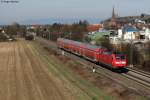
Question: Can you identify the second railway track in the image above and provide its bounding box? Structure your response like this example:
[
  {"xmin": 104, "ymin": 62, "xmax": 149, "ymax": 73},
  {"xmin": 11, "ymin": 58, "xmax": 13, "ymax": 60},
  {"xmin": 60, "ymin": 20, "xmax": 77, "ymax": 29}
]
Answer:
[{"xmin": 35, "ymin": 37, "xmax": 150, "ymax": 98}]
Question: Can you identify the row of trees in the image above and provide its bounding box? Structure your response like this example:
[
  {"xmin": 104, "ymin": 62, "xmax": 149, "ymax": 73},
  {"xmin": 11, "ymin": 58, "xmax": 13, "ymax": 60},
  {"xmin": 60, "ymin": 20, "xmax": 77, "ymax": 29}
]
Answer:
[
  {"xmin": 2, "ymin": 21, "xmax": 150, "ymax": 71},
  {"xmin": 0, "ymin": 22, "xmax": 27, "ymax": 41},
  {"xmin": 36, "ymin": 20, "xmax": 88, "ymax": 41},
  {"xmin": 1, "ymin": 20, "xmax": 88, "ymax": 41},
  {"xmin": 3, "ymin": 22, "xmax": 26, "ymax": 37}
]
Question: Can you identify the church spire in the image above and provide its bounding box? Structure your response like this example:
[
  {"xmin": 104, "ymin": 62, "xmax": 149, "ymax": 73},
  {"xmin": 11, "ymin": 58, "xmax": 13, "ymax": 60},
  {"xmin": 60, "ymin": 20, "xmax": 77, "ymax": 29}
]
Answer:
[{"xmin": 112, "ymin": 6, "xmax": 116, "ymax": 19}]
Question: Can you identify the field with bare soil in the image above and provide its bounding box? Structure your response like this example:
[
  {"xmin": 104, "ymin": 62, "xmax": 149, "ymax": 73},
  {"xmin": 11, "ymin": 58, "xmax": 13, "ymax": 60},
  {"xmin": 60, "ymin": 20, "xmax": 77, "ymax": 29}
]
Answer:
[
  {"xmin": 0, "ymin": 39, "xmax": 115, "ymax": 100},
  {"xmin": 0, "ymin": 39, "xmax": 148, "ymax": 100},
  {"xmin": 0, "ymin": 40, "xmax": 79, "ymax": 100}
]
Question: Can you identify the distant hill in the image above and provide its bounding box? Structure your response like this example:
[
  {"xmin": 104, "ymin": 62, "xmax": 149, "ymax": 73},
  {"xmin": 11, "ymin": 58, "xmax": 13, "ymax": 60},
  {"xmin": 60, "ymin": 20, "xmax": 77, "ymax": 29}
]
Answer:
[{"xmin": 21, "ymin": 18, "xmax": 102, "ymax": 25}]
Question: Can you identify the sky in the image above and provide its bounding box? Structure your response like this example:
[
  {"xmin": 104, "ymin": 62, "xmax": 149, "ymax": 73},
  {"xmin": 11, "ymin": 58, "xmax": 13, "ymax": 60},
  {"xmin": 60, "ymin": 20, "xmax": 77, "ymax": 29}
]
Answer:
[{"xmin": 0, "ymin": 0, "xmax": 150, "ymax": 25}]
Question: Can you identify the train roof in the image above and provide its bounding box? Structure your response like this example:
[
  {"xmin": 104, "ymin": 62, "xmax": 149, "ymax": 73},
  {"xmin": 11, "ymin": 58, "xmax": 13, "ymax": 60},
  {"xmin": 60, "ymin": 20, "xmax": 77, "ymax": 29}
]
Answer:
[
  {"xmin": 71, "ymin": 41, "xmax": 83, "ymax": 46},
  {"xmin": 58, "ymin": 38, "xmax": 105, "ymax": 50},
  {"xmin": 103, "ymin": 51, "xmax": 125, "ymax": 55},
  {"xmin": 84, "ymin": 44, "xmax": 102, "ymax": 50}
]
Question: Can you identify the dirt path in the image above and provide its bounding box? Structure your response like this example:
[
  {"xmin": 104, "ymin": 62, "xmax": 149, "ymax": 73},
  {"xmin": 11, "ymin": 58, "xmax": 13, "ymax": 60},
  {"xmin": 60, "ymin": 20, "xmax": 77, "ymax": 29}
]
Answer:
[{"xmin": 0, "ymin": 40, "xmax": 75, "ymax": 100}]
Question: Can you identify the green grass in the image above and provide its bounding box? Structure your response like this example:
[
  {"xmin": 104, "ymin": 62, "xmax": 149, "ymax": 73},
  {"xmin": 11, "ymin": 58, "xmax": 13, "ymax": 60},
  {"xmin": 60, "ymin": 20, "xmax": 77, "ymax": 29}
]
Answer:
[
  {"xmin": 28, "ymin": 41, "xmax": 149, "ymax": 100},
  {"xmin": 88, "ymin": 32, "xmax": 110, "ymax": 41},
  {"xmin": 29, "ymin": 41, "xmax": 116, "ymax": 100}
]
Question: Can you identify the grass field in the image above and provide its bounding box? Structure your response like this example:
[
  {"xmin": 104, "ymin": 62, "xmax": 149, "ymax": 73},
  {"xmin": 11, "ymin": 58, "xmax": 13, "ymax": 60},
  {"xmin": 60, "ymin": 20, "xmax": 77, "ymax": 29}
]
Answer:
[
  {"xmin": 31, "ymin": 38, "xmax": 148, "ymax": 100},
  {"xmin": 30, "ymin": 40, "xmax": 116, "ymax": 100},
  {"xmin": 0, "ymin": 38, "xmax": 147, "ymax": 100}
]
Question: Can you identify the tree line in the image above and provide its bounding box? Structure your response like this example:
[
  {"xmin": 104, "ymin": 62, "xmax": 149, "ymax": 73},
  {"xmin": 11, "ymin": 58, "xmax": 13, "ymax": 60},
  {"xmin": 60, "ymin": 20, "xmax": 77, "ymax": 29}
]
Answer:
[
  {"xmin": 36, "ymin": 20, "xmax": 88, "ymax": 41},
  {"xmin": 2, "ymin": 21, "xmax": 150, "ymax": 71}
]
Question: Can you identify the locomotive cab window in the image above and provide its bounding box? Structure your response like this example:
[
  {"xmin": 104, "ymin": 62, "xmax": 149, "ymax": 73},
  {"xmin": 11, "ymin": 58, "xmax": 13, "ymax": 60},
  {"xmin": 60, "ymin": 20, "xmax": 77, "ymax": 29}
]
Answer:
[{"xmin": 115, "ymin": 55, "xmax": 125, "ymax": 60}]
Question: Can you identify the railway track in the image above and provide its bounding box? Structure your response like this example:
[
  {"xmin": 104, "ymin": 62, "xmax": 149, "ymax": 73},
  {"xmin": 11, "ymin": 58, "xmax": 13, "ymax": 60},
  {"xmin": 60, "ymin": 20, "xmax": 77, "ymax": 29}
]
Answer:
[
  {"xmin": 122, "ymin": 73, "xmax": 150, "ymax": 88},
  {"xmin": 35, "ymin": 37, "xmax": 150, "ymax": 97},
  {"xmin": 128, "ymin": 67, "xmax": 150, "ymax": 78},
  {"xmin": 64, "ymin": 49, "xmax": 150, "ymax": 97},
  {"xmin": 122, "ymin": 67, "xmax": 150, "ymax": 91},
  {"xmin": 62, "ymin": 49, "xmax": 150, "ymax": 96}
]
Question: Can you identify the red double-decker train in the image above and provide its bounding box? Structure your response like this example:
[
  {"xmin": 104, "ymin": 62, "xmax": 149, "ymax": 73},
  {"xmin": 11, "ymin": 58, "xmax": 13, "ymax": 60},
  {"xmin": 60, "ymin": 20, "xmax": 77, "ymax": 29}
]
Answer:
[{"xmin": 57, "ymin": 38, "xmax": 126, "ymax": 69}]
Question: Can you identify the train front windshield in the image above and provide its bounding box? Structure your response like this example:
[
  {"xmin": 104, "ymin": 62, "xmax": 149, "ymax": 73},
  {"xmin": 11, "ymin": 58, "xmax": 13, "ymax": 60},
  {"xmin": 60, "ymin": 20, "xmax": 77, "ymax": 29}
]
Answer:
[
  {"xmin": 115, "ymin": 54, "xmax": 125, "ymax": 60},
  {"xmin": 113, "ymin": 53, "xmax": 126, "ymax": 67}
]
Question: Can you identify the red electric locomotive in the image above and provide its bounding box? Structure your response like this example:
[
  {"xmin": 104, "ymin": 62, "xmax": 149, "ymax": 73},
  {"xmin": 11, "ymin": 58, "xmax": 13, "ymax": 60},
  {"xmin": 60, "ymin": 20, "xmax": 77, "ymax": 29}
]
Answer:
[{"xmin": 57, "ymin": 38, "xmax": 126, "ymax": 69}]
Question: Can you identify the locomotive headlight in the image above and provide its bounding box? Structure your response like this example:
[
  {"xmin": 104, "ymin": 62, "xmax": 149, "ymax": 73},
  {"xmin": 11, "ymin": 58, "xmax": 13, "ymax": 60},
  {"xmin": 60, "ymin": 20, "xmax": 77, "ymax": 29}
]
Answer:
[
  {"xmin": 115, "ymin": 62, "xmax": 120, "ymax": 64},
  {"xmin": 122, "ymin": 61, "xmax": 126, "ymax": 64}
]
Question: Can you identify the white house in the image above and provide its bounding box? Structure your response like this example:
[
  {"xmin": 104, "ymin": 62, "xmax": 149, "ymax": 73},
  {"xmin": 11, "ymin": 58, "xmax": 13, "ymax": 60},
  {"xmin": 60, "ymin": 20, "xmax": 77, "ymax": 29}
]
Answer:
[
  {"xmin": 139, "ymin": 31, "xmax": 146, "ymax": 39},
  {"xmin": 118, "ymin": 29, "xmax": 123, "ymax": 39},
  {"xmin": 135, "ymin": 19, "xmax": 145, "ymax": 24},
  {"xmin": 109, "ymin": 28, "xmax": 137, "ymax": 44},
  {"xmin": 144, "ymin": 28, "xmax": 150, "ymax": 40},
  {"xmin": 138, "ymin": 28, "xmax": 150, "ymax": 40},
  {"xmin": 121, "ymin": 27, "xmax": 139, "ymax": 40}
]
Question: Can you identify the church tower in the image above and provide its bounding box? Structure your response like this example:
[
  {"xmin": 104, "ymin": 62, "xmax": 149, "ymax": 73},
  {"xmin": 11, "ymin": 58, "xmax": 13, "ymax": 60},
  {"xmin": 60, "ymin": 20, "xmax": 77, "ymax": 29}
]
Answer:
[
  {"xmin": 109, "ymin": 7, "xmax": 117, "ymax": 29},
  {"xmin": 112, "ymin": 7, "xmax": 116, "ymax": 19}
]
